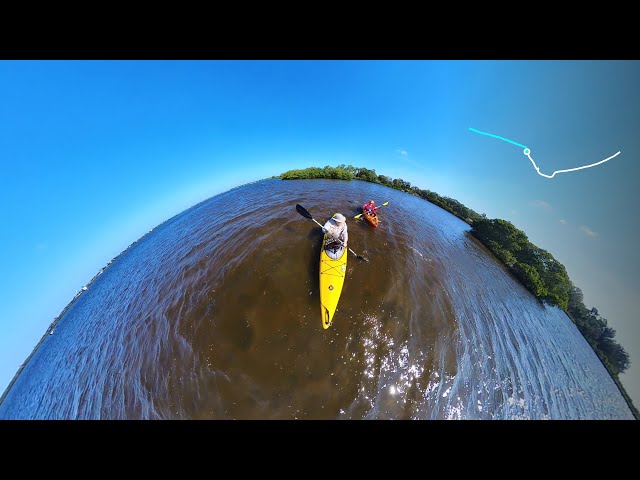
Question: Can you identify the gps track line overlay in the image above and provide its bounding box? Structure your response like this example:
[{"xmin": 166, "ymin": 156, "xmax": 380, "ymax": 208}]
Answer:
[{"xmin": 468, "ymin": 127, "xmax": 621, "ymax": 179}]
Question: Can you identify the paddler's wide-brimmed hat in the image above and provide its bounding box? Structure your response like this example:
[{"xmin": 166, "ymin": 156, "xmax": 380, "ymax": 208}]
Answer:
[{"xmin": 331, "ymin": 213, "xmax": 346, "ymax": 224}]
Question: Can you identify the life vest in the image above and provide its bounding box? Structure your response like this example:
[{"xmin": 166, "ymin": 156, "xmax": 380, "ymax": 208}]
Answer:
[{"xmin": 363, "ymin": 202, "xmax": 376, "ymax": 214}]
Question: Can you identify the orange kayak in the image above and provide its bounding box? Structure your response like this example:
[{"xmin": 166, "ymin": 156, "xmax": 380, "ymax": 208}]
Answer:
[{"xmin": 364, "ymin": 211, "xmax": 379, "ymax": 229}]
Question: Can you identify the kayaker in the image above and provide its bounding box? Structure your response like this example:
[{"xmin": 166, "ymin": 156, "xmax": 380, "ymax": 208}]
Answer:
[
  {"xmin": 322, "ymin": 213, "xmax": 348, "ymax": 248},
  {"xmin": 363, "ymin": 200, "xmax": 378, "ymax": 216}
]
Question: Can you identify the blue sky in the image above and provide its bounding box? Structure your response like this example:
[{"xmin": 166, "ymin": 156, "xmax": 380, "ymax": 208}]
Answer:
[{"xmin": 1, "ymin": 60, "xmax": 638, "ymax": 408}]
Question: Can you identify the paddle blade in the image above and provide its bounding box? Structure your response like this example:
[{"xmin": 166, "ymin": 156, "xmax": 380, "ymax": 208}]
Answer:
[
  {"xmin": 382, "ymin": 202, "xmax": 389, "ymax": 206},
  {"xmin": 295, "ymin": 204, "xmax": 313, "ymax": 219},
  {"xmin": 353, "ymin": 213, "xmax": 363, "ymax": 219},
  {"xmin": 348, "ymin": 247, "xmax": 368, "ymax": 262}
]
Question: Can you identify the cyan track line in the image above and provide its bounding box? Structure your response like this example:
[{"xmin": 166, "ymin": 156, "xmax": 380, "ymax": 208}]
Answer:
[{"xmin": 468, "ymin": 127, "xmax": 528, "ymax": 149}]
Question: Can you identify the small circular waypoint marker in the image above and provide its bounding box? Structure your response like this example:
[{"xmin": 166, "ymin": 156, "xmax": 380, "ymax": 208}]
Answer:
[{"xmin": 523, "ymin": 148, "xmax": 530, "ymax": 155}]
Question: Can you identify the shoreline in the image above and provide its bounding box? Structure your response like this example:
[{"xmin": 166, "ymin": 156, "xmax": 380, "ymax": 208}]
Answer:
[
  {"xmin": 283, "ymin": 172, "xmax": 640, "ymax": 419},
  {"xmin": 3, "ymin": 175, "xmax": 636, "ymax": 419},
  {"xmin": 465, "ymin": 231, "xmax": 639, "ymax": 420},
  {"xmin": 401, "ymin": 186, "xmax": 638, "ymax": 419}
]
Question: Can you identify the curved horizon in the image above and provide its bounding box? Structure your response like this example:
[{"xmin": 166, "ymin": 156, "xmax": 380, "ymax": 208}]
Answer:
[{"xmin": 1, "ymin": 60, "xmax": 639, "ymax": 413}]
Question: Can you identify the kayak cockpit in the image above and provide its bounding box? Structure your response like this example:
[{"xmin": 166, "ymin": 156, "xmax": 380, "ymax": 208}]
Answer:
[{"xmin": 324, "ymin": 239, "xmax": 345, "ymax": 260}]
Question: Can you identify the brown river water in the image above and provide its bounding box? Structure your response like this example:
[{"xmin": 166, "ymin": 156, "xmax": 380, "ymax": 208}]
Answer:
[{"xmin": 0, "ymin": 179, "xmax": 633, "ymax": 419}]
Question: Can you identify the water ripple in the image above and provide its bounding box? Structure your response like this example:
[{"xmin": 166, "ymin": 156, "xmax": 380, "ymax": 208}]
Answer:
[{"xmin": 0, "ymin": 179, "xmax": 633, "ymax": 419}]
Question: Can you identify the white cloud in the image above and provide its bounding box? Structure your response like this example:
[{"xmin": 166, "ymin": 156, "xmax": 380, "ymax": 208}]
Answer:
[
  {"xmin": 580, "ymin": 225, "xmax": 598, "ymax": 237},
  {"xmin": 530, "ymin": 200, "xmax": 551, "ymax": 209},
  {"xmin": 397, "ymin": 149, "xmax": 408, "ymax": 157},
  {"xmin": 559, "ymin": 219, "xmax": 567, "ymax": 224}
]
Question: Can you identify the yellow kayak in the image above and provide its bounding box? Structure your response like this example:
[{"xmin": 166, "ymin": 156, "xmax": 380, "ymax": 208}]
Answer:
[{"xmin": 319, "ymin": 233, "xmax": 348, "ymax": 329}]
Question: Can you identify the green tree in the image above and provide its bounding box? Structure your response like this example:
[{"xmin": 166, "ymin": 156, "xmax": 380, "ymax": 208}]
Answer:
[
  {"xmin": 378, "ymin": 174, "xmax": 391, "ymax": 185},
  {"xmin": 487, "ymin": 241, "xmax": 516, "ymax": 267},
  {"xmin": 355, "ymin": 167, "xmax": 378, "ymax": 183},
  {"xmin": 512, "ymin": 262, "xmax": 548, "ymax": 298},
  {"xmin": 280, "ymin": 166, "xmax": 353, "ymax": 180},
  {"xmin": 472, "ymin": 219, "xmax": 529, "ymax": 254}
]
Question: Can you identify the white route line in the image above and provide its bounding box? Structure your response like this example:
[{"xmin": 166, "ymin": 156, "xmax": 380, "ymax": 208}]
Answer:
[{"xmin": 525, "ymin": 150, "xmax": 621, "ymax": 179}]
